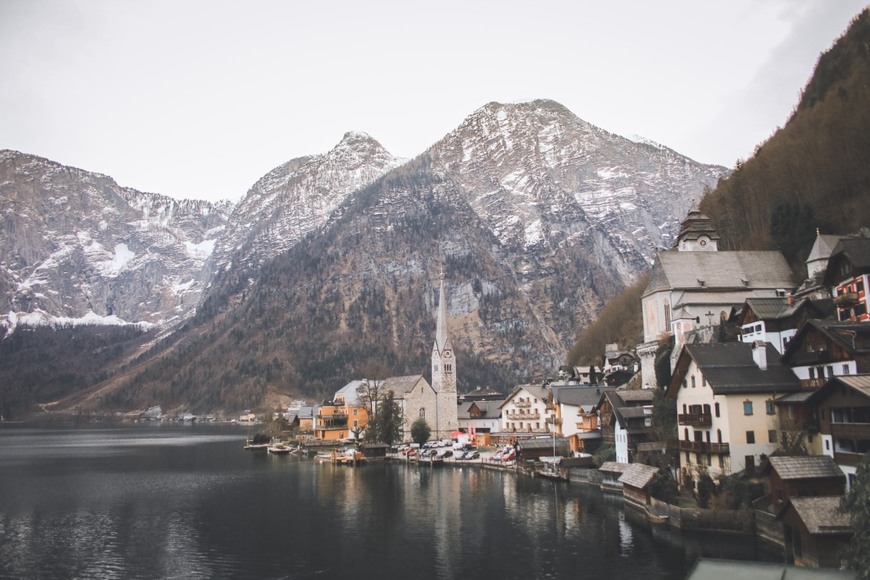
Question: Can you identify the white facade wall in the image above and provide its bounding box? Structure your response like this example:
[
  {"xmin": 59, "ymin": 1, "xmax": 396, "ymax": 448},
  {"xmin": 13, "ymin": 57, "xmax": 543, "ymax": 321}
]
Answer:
[
  {"xmin": 502, "ymin": 389, "xmax": 550, "ymax": 434},
  {"xmin": 676, "ymin": 360, "xmax": 782, "ymax": 479},
  {"xmin": 615, "ymin": 421, "xmax": 629, "ymax": 464}
]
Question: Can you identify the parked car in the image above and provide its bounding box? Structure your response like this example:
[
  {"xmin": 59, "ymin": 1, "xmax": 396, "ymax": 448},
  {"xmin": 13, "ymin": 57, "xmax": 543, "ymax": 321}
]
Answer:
[
  {"xmin": 501, "ymin": 450, "xmax": 516, "ymax": 462},
  {"xmin": 466, "ymin": 451, "xmax": 480, "ymax": 460}
]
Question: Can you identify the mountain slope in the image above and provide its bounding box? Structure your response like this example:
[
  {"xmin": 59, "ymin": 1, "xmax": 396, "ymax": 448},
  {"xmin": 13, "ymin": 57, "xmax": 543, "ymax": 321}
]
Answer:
[
  {"xmin": 0, "ymin": 150, "xmax": 232, "ymax": 333},
  {"xmin": 73, "ymin": 100, "xmax": 725, "ymax": 414}
]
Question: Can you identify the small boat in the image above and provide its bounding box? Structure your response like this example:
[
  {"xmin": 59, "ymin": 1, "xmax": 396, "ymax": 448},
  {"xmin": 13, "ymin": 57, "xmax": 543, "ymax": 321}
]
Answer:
[{"xmin": 268, "ymin": 444, "xmax": 292, "ymax": 455}]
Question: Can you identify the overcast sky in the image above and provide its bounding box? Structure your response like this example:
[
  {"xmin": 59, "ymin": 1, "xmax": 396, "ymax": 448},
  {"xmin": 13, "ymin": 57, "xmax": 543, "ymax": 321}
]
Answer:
[{"xmin": 1, "ymin": 1, "xmax": 866, "ymax": 203}]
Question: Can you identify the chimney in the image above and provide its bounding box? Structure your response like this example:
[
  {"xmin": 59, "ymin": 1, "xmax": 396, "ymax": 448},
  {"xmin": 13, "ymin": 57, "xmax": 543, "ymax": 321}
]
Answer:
[{"xmin": 752, "ymin": 340, "xmax": 768, "ymax": 370}]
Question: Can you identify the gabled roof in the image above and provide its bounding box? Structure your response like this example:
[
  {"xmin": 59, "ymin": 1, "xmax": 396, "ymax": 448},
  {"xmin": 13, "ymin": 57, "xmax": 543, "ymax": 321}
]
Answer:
[
  {"xmin": 783, "ymin": 497, "xmax": 851, "ymax": 535},
  {"xmin": 768, "ymin": 456, "xmax": 844, "ymax": 481},
  {"xmin": 499, "ymin": 384, "xmax": 549, "ymax": 409},
  {"xmin": 598, "ymin": 461, "xmax": 630, "ymax": 474},
  {"xmin": 552, "ymin": 385, "xmax": 612, "ymax": 408},
  {"xmin": 805, "ymin": 374, "xmax": 870, "ymax": 406},
  {"xmin": 824, "ymin": 237, "xmax": 870, "ymax": 285},
  {"xmin": 670, "ymin": 342, "xmax": 800, "ymax": 396},
  {"xmin": 643, "ymin": 250, "xmax": 794, "ymax": 297},
  {"xmin": 618, "ymin": 463, "xmax": 659, "ymax": 489},
  {"xmin": 743, "ymin": 297, "xmax": 807, "ymax": 322},
  {"xmin": 458, "ymin": 400, "xmax": 503, "ymax": 420},
  {"xmin": 686, "ymin": 558, "xmax": 856, "ymax": 580},
  {"xmin": 601, "ymin": 389, "xmax": 656, "ymax": 431},
  {"xmin": 382, "ymin": 375, "xmax": 430, "ymax": 399},
  {"xmin": 781, "ymin": 320, "xmax": 870, "ymax": 365},
  {"xmin": 335, "ymin": 379, "xmax": 366, "ymax": 405}
]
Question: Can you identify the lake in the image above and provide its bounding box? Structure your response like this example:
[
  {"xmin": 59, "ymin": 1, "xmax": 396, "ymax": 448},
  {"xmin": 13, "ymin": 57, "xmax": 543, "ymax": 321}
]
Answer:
[{"xmin": 0, "ymin": 424, "xmax": 778, "ymax": 579}]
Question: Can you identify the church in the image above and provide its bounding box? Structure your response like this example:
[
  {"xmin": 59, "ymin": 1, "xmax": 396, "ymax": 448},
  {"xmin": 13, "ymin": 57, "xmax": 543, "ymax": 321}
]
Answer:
[
  {"xmin": 636, "ymin": 206, "xmax": 795, "ymax": 388},
  {"xmin": 361, "ymin": 271, "xmax": 459, "ymax": 441}
]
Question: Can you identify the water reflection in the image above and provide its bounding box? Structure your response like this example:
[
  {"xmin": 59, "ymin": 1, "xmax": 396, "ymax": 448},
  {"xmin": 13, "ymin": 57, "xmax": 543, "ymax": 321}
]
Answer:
[{"xmin": 0, "ymin": 426, "xmax": 777, "ymax": 579}]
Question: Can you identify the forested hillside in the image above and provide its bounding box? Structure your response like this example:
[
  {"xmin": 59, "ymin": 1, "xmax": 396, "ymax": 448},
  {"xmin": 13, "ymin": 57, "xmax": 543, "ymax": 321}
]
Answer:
[
  {"xmin": 570, "ymin": 8, "xmax": 870, "ymax": 364},
  {"xmin": 700, "ymin": 9, "xmax": 870, "ymax": 270}
]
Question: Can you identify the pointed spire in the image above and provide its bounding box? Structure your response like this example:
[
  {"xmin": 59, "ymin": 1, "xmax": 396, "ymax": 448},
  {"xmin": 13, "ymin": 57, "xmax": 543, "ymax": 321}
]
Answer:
[{"xmin": 435, "ymin": 268, "xmax": 448, "ymax": 352}]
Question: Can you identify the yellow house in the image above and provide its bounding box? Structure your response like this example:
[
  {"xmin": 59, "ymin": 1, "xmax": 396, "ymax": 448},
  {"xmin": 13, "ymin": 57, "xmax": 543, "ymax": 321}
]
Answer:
[{"xmin": 667, "ymin": 341, "xmax": 801, "ymax": 487}]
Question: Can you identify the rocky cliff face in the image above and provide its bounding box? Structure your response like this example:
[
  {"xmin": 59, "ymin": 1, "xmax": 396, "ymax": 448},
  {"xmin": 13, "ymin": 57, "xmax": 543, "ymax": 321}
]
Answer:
[
  {"xmin": 206, "ymin": 131, "xmax": 403, "ymax": 289},
  {"xmin": 0, "ymin": 99, "xmax": 728, "ymax": 413},
  {"xmin": 0, "ymin": 150, "xmax": 232, "ymax": 332}
]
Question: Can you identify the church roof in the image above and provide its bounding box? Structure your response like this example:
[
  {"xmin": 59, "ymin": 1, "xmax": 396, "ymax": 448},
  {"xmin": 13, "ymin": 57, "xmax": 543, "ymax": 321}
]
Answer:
[
  {"xmin": 382, "ymin": 375, "xmax": 430, "ymax": 398},
  {"xmin": 643, "ymin": 250, "xmax": 794, "ymax": 297},
  {"xmin": 806, "ymin": 233, "xmax": 847, "ymax": 264},
  {"xmin": 676, "ymin": 207, "xmax": 720, "ymax": 243}
]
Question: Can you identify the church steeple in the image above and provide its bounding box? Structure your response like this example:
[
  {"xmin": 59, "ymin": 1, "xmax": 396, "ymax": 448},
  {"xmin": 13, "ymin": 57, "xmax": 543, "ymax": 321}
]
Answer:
[
  {"xmin": 431, "ymin": 268, "xmax": 456, "ymax": 396},
  {"xmin": 434, "ymin": 267, "xmax": 451, "ymax": 354},
  {"xmin": 431, "ymin": 265, "xmax": 458, "ymax": 438}
]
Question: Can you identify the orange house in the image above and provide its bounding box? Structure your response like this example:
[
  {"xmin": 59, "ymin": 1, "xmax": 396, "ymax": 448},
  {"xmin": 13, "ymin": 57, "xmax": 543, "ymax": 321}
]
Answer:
[{"xmin": 314, "ymin": 400, "xmax": 369, "ymax": 442}]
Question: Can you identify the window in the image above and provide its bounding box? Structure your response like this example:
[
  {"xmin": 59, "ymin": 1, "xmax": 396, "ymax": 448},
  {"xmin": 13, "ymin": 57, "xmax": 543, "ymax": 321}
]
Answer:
[
  {"xmin": 768, "ymin": 430, "xmax": 777, "ymax": 443},
  {"xmin": 743, "ymin": 401, "xmax": 753, "ymax": 415},
  {"xmin": 691, "ymin": 376, "xmax": 696, "ymax": 388},
  {"xmin": 682, "ymin": 380, "xmax": 687, "ymax": 389},
  {"xmin": 765, "ymin": 400, "xmax": 775, "ymax": 415},
  {"xmin": 706, "ymin": 454, "xmax": 712, "ymax": 466},
  {"xmin": 746, "ymin": 431, "xmax": 755, "ymax": 444},
  {"xmin": 843, "ymin": 364, "xmax": 851, "ymax": 375},
  {"xmin": 718, "ymin": 455, "xmax": 724, "ymax": 468},
  {"xmin": 445, "ymin": 364, "xmax": 452, "ymax": 373},
  {"xmin": 714, "ymin": 402, "xmax": 720, "ymax": 418},
  {"xmin": 419, "ymin": 408, "xmax": 425, "ymax": 419}
]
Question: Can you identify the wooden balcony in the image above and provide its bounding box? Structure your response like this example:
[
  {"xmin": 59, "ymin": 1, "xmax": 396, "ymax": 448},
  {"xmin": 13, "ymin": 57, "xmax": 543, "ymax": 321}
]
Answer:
[
  {"xmin": 678, "ymin": 413, "xmax": 712, "ymax": 427},
  {"xmin": 514, "ymin": 400, "xmax": 531, "ymax": 408},
  {"xmin": 546, "ymin": 416, "xmax": 562, "ymax": 425},
  {"xmin": 800, "ymin": 377, "xmax": 827, "ymax": 388},
  {"xmin": 834, "ymin": 451, "xmax": 864, "ymax": 467},
  {"xmin": 829, "ymin": 422, "xmax": 870, "ymax": 440},
  {"xmin": 676, "ymin": 440, "xmax": 730, "ymax": 454}
]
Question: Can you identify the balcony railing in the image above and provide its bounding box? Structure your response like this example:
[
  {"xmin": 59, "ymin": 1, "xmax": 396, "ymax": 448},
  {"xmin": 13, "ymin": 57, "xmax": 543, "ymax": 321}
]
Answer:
[
  {"xmin": 505, "ymin": 411, "xmax": 540, "ymax": 421},
  {"xmin": 800, "ymin": 378, "xmax": 827, "ymax": 388},
  {"xmin": 545, "ymin": 417, "xmax": 562, "ymax": 425},
  {"xmin": 514, "ymin": 400, "xmax": 531, "ymax": 408},
  {"xmin": 829, "ymin": 422, "xmax": 870, "ymax": 439},
  {"xmin": 678, "ymin": 413, "xmax": 712, "ymax": 427},
  {"xmin": 834, "ymin": 292, "xmax": 859, "ymax": 307},
  {"xmin": 676, "ymin": 440, "xmax": 730, "ymax": 454}
]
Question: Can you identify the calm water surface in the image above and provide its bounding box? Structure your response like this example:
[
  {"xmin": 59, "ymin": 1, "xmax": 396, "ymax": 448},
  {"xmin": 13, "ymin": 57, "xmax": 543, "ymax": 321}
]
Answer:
[{"xmin": 0, "ymin": 424, "xmax": 776, "ymax": 579}]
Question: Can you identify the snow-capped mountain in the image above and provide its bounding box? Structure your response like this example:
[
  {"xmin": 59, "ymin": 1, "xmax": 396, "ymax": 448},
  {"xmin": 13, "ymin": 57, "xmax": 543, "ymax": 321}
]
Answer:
[
  {"xmin": 0, "ymin": 150, "xmax": 232, "ymax": 332},
  {"xmin": 0, "ymin": 99, "xmax": 728, "ymax": 413},
  {"xmin": 207, "ymin": 131, "xmax": 403, "ymax": 283}
]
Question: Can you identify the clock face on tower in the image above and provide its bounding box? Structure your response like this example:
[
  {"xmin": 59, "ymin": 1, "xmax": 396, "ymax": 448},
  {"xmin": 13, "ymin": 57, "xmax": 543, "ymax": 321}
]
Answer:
[{"xmin": 443, "ymin": 350, "xmax": 452, "ymax": 358}]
